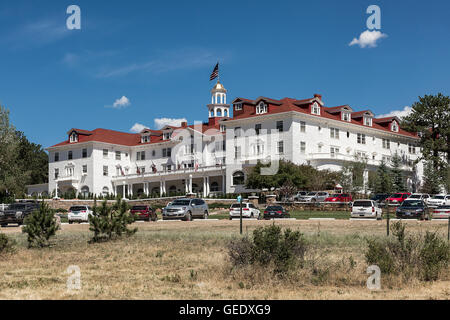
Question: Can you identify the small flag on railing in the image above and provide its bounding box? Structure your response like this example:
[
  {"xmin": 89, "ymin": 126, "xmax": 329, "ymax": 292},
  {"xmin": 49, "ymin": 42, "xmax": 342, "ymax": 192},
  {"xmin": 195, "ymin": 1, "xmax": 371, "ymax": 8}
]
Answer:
[{"xmin": 210, "ymin": 63, "xmax": 219, "ymax": 81}]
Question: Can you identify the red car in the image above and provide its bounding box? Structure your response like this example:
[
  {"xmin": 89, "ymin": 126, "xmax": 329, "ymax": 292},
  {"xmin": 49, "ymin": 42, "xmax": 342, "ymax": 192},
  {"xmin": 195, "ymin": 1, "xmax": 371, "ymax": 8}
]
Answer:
[
  {"xmin": 325, "ymin": 193, "xmax": 353, "ymax": 202},
  {"xmin": 130, "ymin": 205, "xmax": 157, "ymax": 222},
  {"xmin": 385, "ymin": 192, "xmax": 411, "ymax": 204}
]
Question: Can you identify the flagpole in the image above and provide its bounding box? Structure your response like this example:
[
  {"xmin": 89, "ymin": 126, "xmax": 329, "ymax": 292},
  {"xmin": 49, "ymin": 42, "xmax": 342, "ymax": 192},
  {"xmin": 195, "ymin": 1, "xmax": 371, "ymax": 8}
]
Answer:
[{"xmin": 217, "ymin": 60, "xmax": 220, "ymax": 82}]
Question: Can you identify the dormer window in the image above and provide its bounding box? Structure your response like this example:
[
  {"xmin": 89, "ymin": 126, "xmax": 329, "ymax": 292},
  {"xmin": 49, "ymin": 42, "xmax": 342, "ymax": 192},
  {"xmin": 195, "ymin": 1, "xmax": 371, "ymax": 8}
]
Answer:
[
  {"xmin": 391, "ymin": 121, "xmax": 399, "ymax": 132},
  {"xmin": 256, "ymin": 102, "xmax": 267, "ymax": 114},
  {"xmin": 163, "ymin": 132, "xmax": 172, "ymax": 140},
  {"xmin": 342, "ymin": 111, "xmax": 351, "ymax": 122},
  {"xmin": 141, "ymin": 135, "xmax": 150, "ymax": 143},
  {"xmin": 364, "ymin": 116, "xmax": 373, "ymax": 126},
  {"xmin": 69, "ymin": 132, "xmax": 78, "ymax": 143},
  {"xmin": 311, "ymin": 102, "xmax": 320, "ymax": 115},
  {"xmin": 234, "ymin": 103, "xmax": 242, "ymax": 111}
]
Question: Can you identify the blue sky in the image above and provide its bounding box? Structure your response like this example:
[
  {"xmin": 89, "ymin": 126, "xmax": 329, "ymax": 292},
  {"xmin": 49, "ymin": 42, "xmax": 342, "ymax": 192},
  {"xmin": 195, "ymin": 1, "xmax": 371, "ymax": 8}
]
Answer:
[{"xmin": 0, "ymin": 0, "xmax": 449, "ymax": 149}]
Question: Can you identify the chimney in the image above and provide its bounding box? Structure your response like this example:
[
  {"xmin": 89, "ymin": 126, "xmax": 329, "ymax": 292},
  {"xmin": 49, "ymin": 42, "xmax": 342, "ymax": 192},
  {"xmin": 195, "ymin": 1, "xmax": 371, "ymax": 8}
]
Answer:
[
  {"xmin": 314, "ymin": 94, "xmax": 322, "ymax": 101},
  {"xmin": 181, "ymin": 121, "xmax": 188, "ymax": 128}
]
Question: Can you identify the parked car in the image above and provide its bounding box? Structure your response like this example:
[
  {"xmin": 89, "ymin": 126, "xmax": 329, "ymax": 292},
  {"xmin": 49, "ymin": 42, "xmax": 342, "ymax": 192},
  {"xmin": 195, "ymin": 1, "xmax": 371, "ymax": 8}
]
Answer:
[
  {"xmin": 130, "ymin": 205, "xmax": 157, "ymax": 222},
  {"xmin": 229, "ymin": 203, "xmax": 260, "ymax": 220},
  {"xmin": 293, "ymin": 191, "xmax": 308, "ymax": 201},
  {"xmin": 297, "ymin": 192, "xmax": 329, "ymax": 202},
  {"xmin": 68, "ymin": 205, "xmax": 93, "ymax": 224},
  {"xmin": 386, "ymin": 192, "xmax": 411, "ymax": 204},
  {"xmin": 325, "ymin": 193, "xmax": 352, "ymax": 202},
  {"xmin": 351, "ymin": 200, "xmax": 383, "ymax": 220},
  {"xmin": 431, "ymin": 205, "xmax": 450, "ymax": 219},
  {"xmin": 427, "ymin": 194, "xmax": 450, "ymax": 207},
  {"xmin": 162, "ymin": 198, "xmax": 209, "ymax": 221},
  {"xmin": 263, "ymin": 205, "xmax": 290, "ymax": 219},
  {"xmin": 370, "ymin": 193, "xmax": 390, "ymax": 203},
  {"xmin": 395, "ymin": 199, "xmax": 430, "ymax": 220},
  {"xmin": 407, "ymin": 193, "xmax": 431, "ymax": 204},
  {"xmin": 0, "ymin": 202, "xmax": 40, "ymax": 226}
]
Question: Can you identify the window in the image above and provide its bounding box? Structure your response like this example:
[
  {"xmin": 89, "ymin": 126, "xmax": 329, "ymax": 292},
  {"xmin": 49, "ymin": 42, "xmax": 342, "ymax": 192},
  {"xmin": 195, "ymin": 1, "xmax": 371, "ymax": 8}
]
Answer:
[
  {"xmin": 102, "ymin": 187, "xmax": 109, "ymax": 197},
  {"xmin": 103, "ymin": 166, "xmax": 108, "ymax": 176},
  {"xmin": 234, "ymin": 103, "xmax": 242, "ymax": 111},
  {"xmin": 255, "ymin": 124, "xmax": 261, "ymax": 135},
  {"xmin": 382, "ymin": 155, "xmax": 392, "ymax": 163},
  {"xmin": 408, "ymin": 144, "xmax": 416, "ymax": 154},
  {"xmin": 115, "ymin": 151, "xmax": 121, "ymax": 160},
  {"xmin": 347, "ymin": 131, "xmax": 350, "ymax": 138},
  {"xmin": 54, "ymin": 169, "xmax": 59, "ymax": 179},
  {"xmin": 68, "ymin": 151, "xmax": 73, "ymax": 160},
  {"xmin": 151, "ymin": 150, "xmax": 156, "ymax": 157},
  {"xmin": 311, "ymin": 102, "xmax": 320, "ymax": 115},
  {"xmin": 356, "ymin": 151, "xmax": 367, "ymax": 160},
  {"xmin": 141, "ymin": 135, "xmax": 150, "ymax": 143},
  {"xmin": 234, "ymin": 146, "xmax": 241, "ymax": 159},
  {"xmin": 277, "ymin": 141, "xmax": 284, "ymax": 154},
  {"xmin": 382, "ymin": 139, "xmax": 391, "ymax": 149},
  {"xmin": 82, "ymin": 148, "xmax": 87, "ymax": 158},
  {"xmin": 162, "ymin": 148, "xmax": 171, "ymax": 157},
  {"xmin": 256, "ymin": 102, "xmax": 268, "ymax": 114},
  {"xmin": 215, "ymin": 141, "xmax": 225, "ymax": 152},
  {"xmin": 253, "ymin": 141, "xmax": 264, "ymax": 156},
  {"xmin": 391, "ymin": 121, "xmax": 399, "ymax": 132},
  {"xmin": 234, "ymin": 127, "xmax": 241, "ymax": 138},
  {"xmin": 220, "ymin": 124, "xmax": 226, "ymax": 133},
  {"xmin": 184, "ymin": 144, "xmax": 194, "ymax": 155},
  {"xmin": 300, "ymin": 141, "xmax": 306, "ymax": 154},
  {"xmin": 69, "ymin": 132, "xmax": 78, "ymax": 143},
  {"xmin": 210, "ymin": 182, "xmax": 219, "ymax": 192},
  {"xmin": 232, "ymin": 171, "xmax": 245, "ymax": 185},
  {"xmin": 54, "ymin": 152, "xmax": 59, "ymax": 162},
  {"xmin": 163, "ymin": 132, "xmax": 172, "ymax": 140},
  {"xmin": 136, "ymin": 151, "xmax": 145, "ymax": 161},
  {"xmin": 300, "ymin": 121, "xmax": 306, "ymax": 133},
  {"xmin": 330, "ymin": 147, "xmax": 339, "ymax": 157},
  {"xmin": 364, "ymin": 116, "xmax": 372, "ymax": 126},
  {"xmin": 342, "ymin": 112, "xmax": 351, "ymax": 122},
  {"xmin": 80, "ymin": 186, "xmax": 89, "ymax": 198},
  {"xmin": 276, "ymin": 121, "xmax": 284, "ymax": 132},
  {"xmin": 357, "ymin": 133, "xmax": 366, "ymax": 144},
  {"xmin": 103, "ymin": 149, "xmax": 108, "ymax": 158},
  {"xmin": 330, "ymin": 128, "xmax": 340, "ymax": 139},
  {"xmin": 82, "ymin": 165, "xmax": 87, "ymax": 174}
]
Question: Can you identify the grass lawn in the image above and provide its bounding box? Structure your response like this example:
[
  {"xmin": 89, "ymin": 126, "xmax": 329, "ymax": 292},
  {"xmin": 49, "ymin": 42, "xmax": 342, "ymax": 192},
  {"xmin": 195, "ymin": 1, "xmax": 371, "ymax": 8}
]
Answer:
[
  {"xmin": 0, "ymin": 219, "xmax": 448, "ymax": 300},
  {"xmin": 211, "ymin": 210, "xmax": 350, "ymax": 220}
]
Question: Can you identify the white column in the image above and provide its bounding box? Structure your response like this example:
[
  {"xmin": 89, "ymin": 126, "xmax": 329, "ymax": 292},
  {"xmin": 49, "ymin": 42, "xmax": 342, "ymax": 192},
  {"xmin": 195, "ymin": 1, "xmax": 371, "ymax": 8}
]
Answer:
[
  {"xmin": 123, "ymin": 181, "xmax": 126, "ymax": 198},
  {"xmin": 55, "ymin": 181, "xmax": 59, "ymax": 198},
  {"xmin": 206, "ymin": 176, "xmax": 210, "ymax": 197},
  {"xmin": 160, "ymin": 180, "xmax": 163, "ymax": 197},
  {"xmin": 163, "ymin": 180, "xmax": 166, "ymax": 195},
  {"xmin": 203, "ymin": 177, "xmax": 207, "ymax": 197}
]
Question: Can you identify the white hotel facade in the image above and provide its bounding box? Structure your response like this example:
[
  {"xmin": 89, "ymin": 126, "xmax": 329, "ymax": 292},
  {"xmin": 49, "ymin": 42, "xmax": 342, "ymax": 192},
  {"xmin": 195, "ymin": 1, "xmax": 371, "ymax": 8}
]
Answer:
[{"xmin": 45, "ymin": 81, "xmax": 423, "ymax": 198}]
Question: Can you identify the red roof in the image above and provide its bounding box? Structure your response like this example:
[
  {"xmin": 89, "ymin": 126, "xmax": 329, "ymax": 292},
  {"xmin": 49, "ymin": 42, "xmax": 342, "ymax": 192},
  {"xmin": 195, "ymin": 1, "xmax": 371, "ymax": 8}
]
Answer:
[
  {"xmin": 230, "ymin": 96, "xmax": 418, "ymax": 138},
  {"xmin": 50, "ymin": 128, "xmax": 142, "ymax": 148}
]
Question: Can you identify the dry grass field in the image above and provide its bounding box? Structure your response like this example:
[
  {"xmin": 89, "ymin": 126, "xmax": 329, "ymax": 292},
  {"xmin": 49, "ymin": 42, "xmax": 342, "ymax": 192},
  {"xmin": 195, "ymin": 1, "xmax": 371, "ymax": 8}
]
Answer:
[{"xmin": 0, "ymin": 219, "xmax": 449, "ymax": 300}]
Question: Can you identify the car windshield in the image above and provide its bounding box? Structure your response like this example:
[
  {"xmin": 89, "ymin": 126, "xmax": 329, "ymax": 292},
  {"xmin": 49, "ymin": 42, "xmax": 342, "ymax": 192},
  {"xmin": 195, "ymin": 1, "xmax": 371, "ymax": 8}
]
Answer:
[
  {"xmin": 391, "ymin": 194, "xmax": 403, "ymax": 198},
  {"xmin": 266, "ymin": 206, "xmax": 283, "ymax": 210},
  {"xmin": 331, "ymin": 194, "xmax": 341, "ymax": 197},
  {"xmin": 9, "ymin": 204, "xmax": 26, "ymax": 210},
  {"xmin": 307, "ymin": 192, "xmax": 316, "ymax": 196},
  {"xmin": 433, "ymin": 196, "xmax": 445, "ymax": 199},
  {"xmin": 171, "ymin": 200, "xmax": 191, "ymax": 206},
  {"xmin": 401, "ymin": 200, "xmax": 423, "ymax": 207},
  {"xmin": 69, "ymin": 206, "xmax": 87, "ymax": 211},
  {"xmin": 131, "ymin": 206, "xmax": 147, "ymax": 210},
  {"xmin": 231, "ymin": 204, "xmax": 244, "ymax": 208},
  {"xmin": 409, "ymin": 195, "xmax": 421, "ymax": 199},
  {"xmin": 353, "ymin": 201, "xmax": 373, "ymax": 207}
]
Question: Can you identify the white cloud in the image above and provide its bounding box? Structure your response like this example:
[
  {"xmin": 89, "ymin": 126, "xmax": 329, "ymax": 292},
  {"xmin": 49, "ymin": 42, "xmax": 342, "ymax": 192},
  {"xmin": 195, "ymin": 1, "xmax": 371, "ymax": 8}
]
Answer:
[
  {"xmin": 349, "ymin": 30, "xmax": 388, "ymax": 48},
  {"xmin": 154, "ymin": 117, "xmax": 187, "ymax": 129},
  {"xmin": 108, "ymin": 96, "xmax": 131, "ymax": 109},
  {"xmin": 130, "ymin": 123, "xmax": 149, "ymax": 133},
  {"xmin": 378, "ymin": 106, "xmax": 412, "ymax": 119}
]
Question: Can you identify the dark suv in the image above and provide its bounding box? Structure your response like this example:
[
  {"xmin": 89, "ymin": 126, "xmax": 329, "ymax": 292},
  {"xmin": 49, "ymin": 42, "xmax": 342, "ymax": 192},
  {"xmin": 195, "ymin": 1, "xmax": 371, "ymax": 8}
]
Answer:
[
  {"xmin": 130, "ymin": 205, "xmax": 157, "ymax": 222},
  {"xmin": 396, "ymin": 199, "xmax": 430, "ymax": 220},
  {"xmin": 0, "ymin": 202, "xmax": 40, "ymax": 226},
  {"xmin": 263, "ymin": 205, "xmax": 290, "ymax": 219}
]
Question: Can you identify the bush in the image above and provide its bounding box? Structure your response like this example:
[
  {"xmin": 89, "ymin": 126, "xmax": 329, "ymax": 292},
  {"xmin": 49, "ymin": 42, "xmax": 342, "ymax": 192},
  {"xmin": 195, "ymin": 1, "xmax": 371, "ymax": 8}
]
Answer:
[
  {"xmin": 22, "ymin": 201, "xmax": 60, "ymax": 248},
  {"xmin": 365, "ymin": 221, "xmax": 450, "ymax": 281},
  {"xmin": 0, "ymin": 233, "xmax": 14, "ymax": 254},
  {"xmin": 89, "ymin": 199, "xmax": 137, "ymax": 243},
  {"xmin": 227, "ymin": 225, "xmax": 307, "ymax": 274}
]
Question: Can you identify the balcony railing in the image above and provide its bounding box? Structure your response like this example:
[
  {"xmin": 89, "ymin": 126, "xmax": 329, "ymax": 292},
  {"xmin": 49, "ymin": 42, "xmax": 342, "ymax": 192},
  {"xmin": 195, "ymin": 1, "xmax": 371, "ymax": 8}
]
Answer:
[{"xmin": 111, "ymin": 164, "xmax": 225, "ymax": 180}]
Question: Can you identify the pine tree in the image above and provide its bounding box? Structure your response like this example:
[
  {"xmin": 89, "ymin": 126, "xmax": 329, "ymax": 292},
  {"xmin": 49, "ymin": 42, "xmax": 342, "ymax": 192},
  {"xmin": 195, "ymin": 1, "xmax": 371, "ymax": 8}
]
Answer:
[
  {"xmin": 421, "ymin": 161, "xmax": 442, "ymax": 194},
  {"xmin": 22, "ymin": 201, "xmax": 60, "ymax": 248},
  {"xmin": 391, "ymin": 153, "xmax": 406, "ymax": 192},
  {"xmin": 89, "ymin": 198, "xmax": 137, "ymax": 243},
  {"xmin": 375, "ymin": 160, "xmax": 392, "ymax": 193}
]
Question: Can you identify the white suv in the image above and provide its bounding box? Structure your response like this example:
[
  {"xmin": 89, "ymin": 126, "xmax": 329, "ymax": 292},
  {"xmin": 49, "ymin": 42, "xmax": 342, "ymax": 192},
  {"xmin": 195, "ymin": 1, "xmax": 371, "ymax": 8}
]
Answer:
[
  {"xmin": 229, "ymin": 203, "xmax": 260, "ymax": 220},
  {"xmin": 427, "ymin": 195, "xmax": 450, "ymax": 207},
  {"xmin": 68, "ymin": 205, "xmax": 93, "ymax": 224},
  {"xmin": 351, "ymin": 200, "xmax": 383, "ymax": 220},
  {"xmin": 407, "ymin": 193, "xmax": 431, "ymax": 204}
]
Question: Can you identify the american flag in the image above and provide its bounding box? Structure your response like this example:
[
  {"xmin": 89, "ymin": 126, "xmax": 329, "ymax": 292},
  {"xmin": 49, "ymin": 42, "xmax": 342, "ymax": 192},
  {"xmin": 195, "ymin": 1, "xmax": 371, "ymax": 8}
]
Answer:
[{"xmin": 210, "ymin": 63, "xmax": 219, "ymax": 81}]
